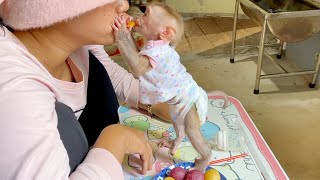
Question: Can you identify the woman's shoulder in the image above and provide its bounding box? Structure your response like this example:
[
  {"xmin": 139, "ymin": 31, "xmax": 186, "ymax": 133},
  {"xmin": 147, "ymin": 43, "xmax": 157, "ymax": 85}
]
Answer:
[
  {"xmin": 0, "ymin": 40, "xmax": 48, "ymax": 79},
  {"xmin": 0, "ymin": 37, "xmax": 58, "ymax": 93},
  {"xmin": 0, "ymin": 33, "xmax": 39, "ymax": 66}
]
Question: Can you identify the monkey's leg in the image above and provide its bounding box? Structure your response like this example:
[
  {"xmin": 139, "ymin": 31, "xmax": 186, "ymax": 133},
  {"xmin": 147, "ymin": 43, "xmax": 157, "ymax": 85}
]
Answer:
[
  {"xmin": 170, "ymin": 123, "xmax": 185, "ymax": 154},
  {"xmin": 185, "ymin": 105, "xmax": 211, "ymax": 172}
]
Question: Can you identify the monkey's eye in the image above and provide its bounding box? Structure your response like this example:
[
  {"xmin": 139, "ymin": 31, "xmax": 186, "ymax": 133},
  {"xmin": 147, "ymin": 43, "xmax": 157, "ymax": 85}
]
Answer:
[{"xmin": 139, "ymin": 6, "xmax": 147, "ymax": 13}]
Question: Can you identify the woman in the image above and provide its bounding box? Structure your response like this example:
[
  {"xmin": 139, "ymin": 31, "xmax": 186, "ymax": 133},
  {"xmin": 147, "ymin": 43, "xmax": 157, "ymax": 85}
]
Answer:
[{"xmin": 0, "ymin": 0, "xmax": 169, "ymax": 179}]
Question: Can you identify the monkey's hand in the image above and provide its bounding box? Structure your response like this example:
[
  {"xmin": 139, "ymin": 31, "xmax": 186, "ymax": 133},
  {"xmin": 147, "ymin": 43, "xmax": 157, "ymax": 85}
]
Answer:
[
  {"xmin": 112, "ymin": 15, "xmax": 133, "ymax": 43},
  {"xmin": 111, "ymin": 15, "xmax": 150, "ymax": 77},
  {"xmin": 158, "ymin": 138, "xmax": 173, "ymax": 149}
]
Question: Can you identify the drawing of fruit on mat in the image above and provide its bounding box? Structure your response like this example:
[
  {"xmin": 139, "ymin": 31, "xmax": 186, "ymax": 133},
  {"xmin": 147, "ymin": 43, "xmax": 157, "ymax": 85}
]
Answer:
[
  {"xmin": 210, "ymin": 98, "xmax": 231, "ymax": 108},
  {"xmin": 171, "ymin": 145, "xmax": 199, "ymax": 163},
  {"xmin": 147, "ymin": 127, "xmax": 169, "ymax": 139},
  {"xmin": 122, "ymin": 114, "xmax": 169, "ymax": 140},
  {"xmin": 122, "ymin": 115, "xmax": 150, "ymax": 131}
]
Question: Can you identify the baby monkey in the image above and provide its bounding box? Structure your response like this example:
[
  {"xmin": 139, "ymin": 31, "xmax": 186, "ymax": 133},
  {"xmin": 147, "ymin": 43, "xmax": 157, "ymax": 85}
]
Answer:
[{"xmin": 112, "ymin": 1, "xmax": 228, "ymax": 172}]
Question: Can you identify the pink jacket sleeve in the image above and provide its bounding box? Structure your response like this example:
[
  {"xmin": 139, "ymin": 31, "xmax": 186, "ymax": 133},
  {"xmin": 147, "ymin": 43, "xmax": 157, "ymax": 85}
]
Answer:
[{"xmin": 87, "ymin": 45, "xmax": 140, "ymax": 108}]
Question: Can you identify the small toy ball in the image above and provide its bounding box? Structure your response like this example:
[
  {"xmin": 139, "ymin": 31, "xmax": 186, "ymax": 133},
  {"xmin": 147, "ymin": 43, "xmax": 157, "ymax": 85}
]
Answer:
[
  {"xmin": 127, "ymin": 21, "xmax": 136, "ymax": 27},
  {"xmin": 184, "ymin": 169, "xmax": 204, "ymax": 180},
  {"xmin": 169, "ymin": 167, "xmax": 187, "ymax": 180},
  {"xmin": 164, "ymin": 177, "xmax": 175, "ymax": 180},
  {"xmin": 204, "ymin": 169, "xmax": 220, "ymax": 180}
]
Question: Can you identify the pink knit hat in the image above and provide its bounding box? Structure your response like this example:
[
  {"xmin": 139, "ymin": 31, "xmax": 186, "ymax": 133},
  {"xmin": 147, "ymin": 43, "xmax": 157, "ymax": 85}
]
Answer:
[{"xmin": 0, "ymin": 0, "xmax": 115, "ymax": 30}]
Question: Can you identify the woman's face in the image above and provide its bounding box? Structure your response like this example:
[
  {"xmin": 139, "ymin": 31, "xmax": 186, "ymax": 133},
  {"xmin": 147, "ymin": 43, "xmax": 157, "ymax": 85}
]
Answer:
[{"xmin": 59, "ymin": 0, "xmax": 129, "ymax": 45}]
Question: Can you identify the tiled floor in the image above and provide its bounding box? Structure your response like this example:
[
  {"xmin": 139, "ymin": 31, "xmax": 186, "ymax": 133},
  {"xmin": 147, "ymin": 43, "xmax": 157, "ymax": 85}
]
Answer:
[
  {"xmin": 176, "ymin": 17, "xmax": 260, "ymax": 54},
  {"xmin": 108, "ymin": 6, "xmax": 320, "ymax": 180}
]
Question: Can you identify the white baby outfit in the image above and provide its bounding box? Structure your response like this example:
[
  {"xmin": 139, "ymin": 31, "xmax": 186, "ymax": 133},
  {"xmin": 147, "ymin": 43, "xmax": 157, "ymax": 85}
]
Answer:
[{"xmin": 138, "ymin": 40, "xmax": 208, "ymax": 125}]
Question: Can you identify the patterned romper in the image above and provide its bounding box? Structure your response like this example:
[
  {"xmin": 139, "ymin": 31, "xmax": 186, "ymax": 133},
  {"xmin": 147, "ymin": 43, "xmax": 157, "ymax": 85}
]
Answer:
[{"xmin": 139, "ymin": 40, "xmax": 208, "ymax": 137}]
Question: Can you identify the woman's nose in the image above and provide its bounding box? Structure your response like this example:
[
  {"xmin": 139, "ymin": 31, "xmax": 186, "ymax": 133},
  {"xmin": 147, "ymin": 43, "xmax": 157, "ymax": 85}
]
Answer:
[
  {"xmin": 120, "ymin": 13, "xmax": 133, "ymax": 22},
  {"xmin": 116, "ymin": 0, "xmax": 129, "ymax": 13}
]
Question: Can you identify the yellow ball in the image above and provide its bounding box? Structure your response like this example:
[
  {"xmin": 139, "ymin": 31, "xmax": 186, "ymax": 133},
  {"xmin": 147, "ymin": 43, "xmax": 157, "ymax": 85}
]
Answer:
[
  {"xmin": 204, "ymin": 169, "xmax": 220, "ymax": 180},
  {"xmin": 164, "ymin": 177, "xmax": 175, "ymax": 180},
  {"xmin": 127, "ymin": 21, "xmax": 136, "ymax": 27}
]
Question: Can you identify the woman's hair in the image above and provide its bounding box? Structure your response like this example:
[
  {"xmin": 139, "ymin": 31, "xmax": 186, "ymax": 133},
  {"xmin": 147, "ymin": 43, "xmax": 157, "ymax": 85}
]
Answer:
[
  {"xmin": 0, "ymin": 17, "xmax": 4, "ymax": 33},
  {"xmin": 0, "ymin": 17, "xmax": 13, "ymax": 33},
  {"xmin": 149, "ymin": 1, "xmax": 184, "ymax": 47}
]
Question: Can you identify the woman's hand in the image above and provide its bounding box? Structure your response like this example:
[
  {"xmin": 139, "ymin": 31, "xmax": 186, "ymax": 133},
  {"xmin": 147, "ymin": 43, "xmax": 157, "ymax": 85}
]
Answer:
[{"xmin": 93, "ymin": 124, "xmax": 153, "ymax": 174}]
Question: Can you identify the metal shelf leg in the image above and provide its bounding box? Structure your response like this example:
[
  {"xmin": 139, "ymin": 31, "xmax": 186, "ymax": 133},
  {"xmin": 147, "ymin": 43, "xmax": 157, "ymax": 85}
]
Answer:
[
  {"xmin": 230, "ymin": 0, "xmax": 240, "ymax": 63},
  {"xmin": 309, "ymin": 53, "xmax": 320, "ymax": 88},
  {"xmin": 254, "ymin": 18, "xmax": 268, "ymax": 94},
  {"xmin": 277, "ymin": 41, "xmax": 284, "ymax": 59}
]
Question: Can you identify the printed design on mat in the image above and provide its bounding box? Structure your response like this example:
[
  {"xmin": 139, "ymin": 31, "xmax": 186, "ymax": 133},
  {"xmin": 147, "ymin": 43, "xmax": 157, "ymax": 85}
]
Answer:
[
  {"xmin": 122, "ymin": 114, "xmax": 168, "ymax": 139},
  {"xmin": 166, "ymin": 121, "xmax": 220, "ymax": 142},
  {"xmin": 171, "ymin": 143, "xmax": 200, "ymax": 163},
  {"xmin": 119, "ymin": 96, "xmax": 266, "ymax": 180}
]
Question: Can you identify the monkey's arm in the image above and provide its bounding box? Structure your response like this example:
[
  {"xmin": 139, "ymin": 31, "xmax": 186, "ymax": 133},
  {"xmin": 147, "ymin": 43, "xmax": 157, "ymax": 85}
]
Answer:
[
  {"xmin": 117, "ymin": 37, "xmax": 152, "ymax": 78},
  {"xmin": 112, "ymin": 16, "xmax": 152, "ymax": 78}
]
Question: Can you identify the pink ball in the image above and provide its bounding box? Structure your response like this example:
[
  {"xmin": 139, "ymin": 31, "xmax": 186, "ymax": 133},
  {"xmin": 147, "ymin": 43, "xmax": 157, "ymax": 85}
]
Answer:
[
  {"xmin": 168, "ymin": 167, "xmax": 187, "ymax": 180},
  {"xmin": 184, "ymin": 169, "xmax": 204, "ymax": 180}
]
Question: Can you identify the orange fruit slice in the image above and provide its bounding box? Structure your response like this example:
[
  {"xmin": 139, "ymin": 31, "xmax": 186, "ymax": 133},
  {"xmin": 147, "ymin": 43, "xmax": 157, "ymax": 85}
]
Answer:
[{"xmin": 127, "ymin": 21, "xmax": 136, "ymax": 27}]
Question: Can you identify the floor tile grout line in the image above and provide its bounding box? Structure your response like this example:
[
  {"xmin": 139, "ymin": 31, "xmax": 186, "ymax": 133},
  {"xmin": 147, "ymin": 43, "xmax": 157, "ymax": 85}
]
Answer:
[
  {"xmin": 212, "ymin": 17, "xmax": 228, "ymax": 33},
  {"xmin": 193, "ymin": 18, "xmax": 215, "ymax": 48},
  {"xmin": 210, "ymin": 17, "xmax": 233, "ymax": 42},
  {"xmin": 183, "ymin": 31, "xmax": 193, "ymax": 52}
]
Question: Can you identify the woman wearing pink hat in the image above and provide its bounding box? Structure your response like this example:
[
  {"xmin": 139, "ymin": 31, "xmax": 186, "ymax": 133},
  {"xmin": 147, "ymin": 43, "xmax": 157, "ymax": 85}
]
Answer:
[{"xmin": 0, "ymin": 0, "xmax": 168, "ymax": 179}]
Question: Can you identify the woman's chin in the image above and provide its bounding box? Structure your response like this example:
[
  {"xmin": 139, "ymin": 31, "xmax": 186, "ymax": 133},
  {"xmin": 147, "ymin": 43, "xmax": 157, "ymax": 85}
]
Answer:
[{"xmin": 98, "ymin": 36, "xmax": 116, "ymax": 46}]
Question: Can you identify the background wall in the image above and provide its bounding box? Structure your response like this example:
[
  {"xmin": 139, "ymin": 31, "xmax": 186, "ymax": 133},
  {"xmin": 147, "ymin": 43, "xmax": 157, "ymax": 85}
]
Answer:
[{"xmin": 166, "ymin": 0, "xmax": 244, "ymax": 16}]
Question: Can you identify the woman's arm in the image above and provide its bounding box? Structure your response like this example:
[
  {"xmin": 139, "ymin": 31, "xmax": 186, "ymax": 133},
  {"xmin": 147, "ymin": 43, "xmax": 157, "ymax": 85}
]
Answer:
[
  {"xmin": 87, "ymin": 45, "xmax": 140, "ymax": 108},
  {"xmin": 93, "ymin": 124, "xmax": 153, "ymax": 175},
  {"xmin": 87, "ymin": 45, "xmax": 172, "ymax": 121},
  {"xmin": 138, "ymin": 102, "xmax": 172, "ymax": 122},
  {"xmin": 0, "ymin": 65, "xmax": 123, "ymax": 179}
]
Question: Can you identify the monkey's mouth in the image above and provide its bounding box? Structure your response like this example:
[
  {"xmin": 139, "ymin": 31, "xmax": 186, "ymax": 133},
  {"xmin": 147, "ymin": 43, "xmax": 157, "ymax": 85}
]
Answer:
[{"xmin": 135, "ymin": 19, "xmax": 142, "ymax": 27}]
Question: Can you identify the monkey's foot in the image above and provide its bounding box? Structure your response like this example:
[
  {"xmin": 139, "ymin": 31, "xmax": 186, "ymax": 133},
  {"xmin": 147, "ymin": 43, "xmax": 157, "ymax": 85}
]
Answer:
[{"xmin": 193, "ymin": 157, "xmax": 211, "ymax": 173}]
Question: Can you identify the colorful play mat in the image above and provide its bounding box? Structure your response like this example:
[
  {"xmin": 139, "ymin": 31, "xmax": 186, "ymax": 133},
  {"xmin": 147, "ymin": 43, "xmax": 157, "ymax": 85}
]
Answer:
[{"xmin": 118, "ymin": 93, "xmax": 289, "ymax": 180}]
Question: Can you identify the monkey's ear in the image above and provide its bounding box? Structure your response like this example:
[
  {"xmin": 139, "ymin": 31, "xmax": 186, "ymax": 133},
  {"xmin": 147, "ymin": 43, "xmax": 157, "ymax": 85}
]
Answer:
[{"xmin": 159, "ymin": 26, "xmax": 176, "ymax": 42}]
